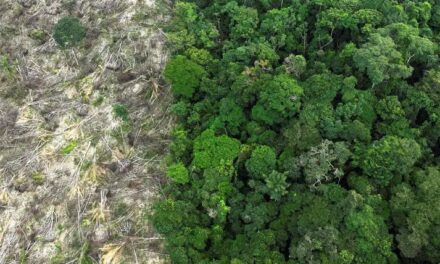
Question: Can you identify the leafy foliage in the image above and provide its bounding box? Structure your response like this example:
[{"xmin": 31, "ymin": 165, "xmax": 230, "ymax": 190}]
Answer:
[
  {"xmin": 391, "ymin": 167, "xmax": 440, "ymax": 261},
  {"xmin": 164, "ymin": 55, "xmax": 206, "ymax": 98},
  {"xmin": 192, "ymin": 129, "xmax": 240, "ymax": 169},
  {"xmin": 355, "ymin": 136, "xmax": 421, "ymax": 186},
  {"xmin": 53, "ymin": 17, "xmax": 86, "ymax": 48},
  {"xmin": 245, "ymin": 145, "xmax": 276, "ymax": 179},
  {"xmin": 154, "ymin": 0, "xmax": 440, "ymax": 262},
  {"xmin": 167, "ymin": 163, "xmax": 190, "ymax": 184},
  {"xmin": 251, "ymin": 74, "xmax": 303, "ymax": 126},
  {"xmin": 354, "ymin": 33, "xmax": 413, "ymax": 86},
  {"xmin": 297, "ymin": 140, "xmax": 351, "ymax": 186},
  {"xmin": 112, "ymin": 104, "xmax": 129, "ymax": 122}
]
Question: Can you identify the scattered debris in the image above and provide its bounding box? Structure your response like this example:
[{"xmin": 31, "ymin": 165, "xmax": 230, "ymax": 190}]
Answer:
[{"xmin": 0, "ymin": 0, "xmax": 172, "ymax": 263}]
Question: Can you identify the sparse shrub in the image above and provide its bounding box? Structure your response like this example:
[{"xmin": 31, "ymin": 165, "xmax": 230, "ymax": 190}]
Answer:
[
  {"xmin": 61, "ymin": 0, "xmax": 76, "ymax": 12},
  {"xmin": 112, "ymin": 104, "xmax": 129, "ymax": 122},
  {"xmin": 61, "ymin": 140, "xmax": 78, "ymax": 155},
  {"xmin": 92, "ymin": 95, "xmax": 104, "ymax": 107},
  {"xmin": 29, "ymin": 30, "xmax": 47, "ymax": 43},
  {"xmin": 53, "ymin": 16, "xmax": 86, "ymax": 48},
  {"xmin": 31, "ymin": 172, "xmax": 45, "ymax": 185},
  {"xmin": 0, "ymin": 55, "xmax": 16, "ymax": 80}
]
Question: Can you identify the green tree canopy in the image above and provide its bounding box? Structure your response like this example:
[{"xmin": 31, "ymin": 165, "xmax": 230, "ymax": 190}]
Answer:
[
  {"xmin": 53, "ymin": 16, "xmax": 86, "ymax": 48},
  {"xmin": 164, "ymin": 55, "xmax": 207, "ymax": 98},
  {"xmin": 354, "ymin": 33, "xmax": 413, "ymax": 86},
  {"xmin": 154, "ymin": 0, "xmax": 440, "ymax": 262},
  {"xmin": 355, "ymin": 136, "xmax": 421, "ymax": 186}
]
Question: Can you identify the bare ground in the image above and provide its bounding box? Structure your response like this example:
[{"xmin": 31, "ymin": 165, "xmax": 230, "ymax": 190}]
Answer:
[{"xmin": 0, "ymin": 0, "xmax": 172, "ymax": 263}]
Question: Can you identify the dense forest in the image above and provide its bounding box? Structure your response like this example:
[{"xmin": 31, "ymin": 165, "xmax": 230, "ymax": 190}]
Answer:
[{"xmin": 153, "ymin": 0, "xmax": 440, "ymax": 263}]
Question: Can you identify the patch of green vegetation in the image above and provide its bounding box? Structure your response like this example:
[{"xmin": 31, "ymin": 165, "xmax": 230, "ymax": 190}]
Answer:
[
  {"xmin": 167, "ymin": 162, "xmax": 189, "ymax": 184},
  {"xmin": 112, "ymin": 104, "xmax": 129, "ymax": 122},
  {"xmin": 56, "ymin": 224, "xmax": 65, "ymax": 234},
  {"xmin": 92, "ymin": 95, "xmax": 104, "ymax": 107},
  {"xmin": 29, "ymin": 30, "xmax": 47, "ymax": 43},
  {"xmin": 78, "ymin": 241, "xmax": 93, "ymax": 264},
  {"xmin": 81, "ymin": 219, "xmax": 91, "ymax": 228},
  {"xmin": 50, "ymin": 241, "xmax": 65, "ymax": 264},
  {"xmin": 0, "ymin": 55, "xmax": 17, "ymax": 80},
  {"xmin": 60, "ymin": 140, "xmax": 78, "ymax": 155},
  {"xmin": 19, "ymin": 249, "xmax": 27, "ymax": 264},
  {"xmin": 31, "ymin": 172, "xmax": 45, "ymax": 185},
  {"xmin": 53, "ymin": 16, "xmax": 86, "ymax": 48}
]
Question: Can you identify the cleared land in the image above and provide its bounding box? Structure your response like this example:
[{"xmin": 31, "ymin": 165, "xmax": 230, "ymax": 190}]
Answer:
[{"xmin": 0, "ymin": 0, "xmax": 171, "ymax": 263}]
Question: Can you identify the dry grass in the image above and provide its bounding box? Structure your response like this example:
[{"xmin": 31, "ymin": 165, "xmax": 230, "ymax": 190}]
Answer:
[{"xmin": 0, "ymin": 0, "xmax": 172, "ymax": 263}]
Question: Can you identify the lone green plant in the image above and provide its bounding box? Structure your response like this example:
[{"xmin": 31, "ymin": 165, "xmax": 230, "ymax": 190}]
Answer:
[
  {"xmin": 53, "ymin": 16, "xmax": 86, "ymax": 48},
  {"xmin": 92, "ymin": 95, "xmax": 104, "ymax": 107},
  {"xmin": 112, "ymin": 104, "xmax": 129, "ymax": 122},
  {"xmin": 31, "ymin": 172, "xmax": 45, "ymax": 185},
  {"xmin": 29, "ymin": 30, "xmax": 47, "ymax": 44},
  {"xmin": 61, "ymin": 140, "xmax": 78, "ymax": 155},
  {"xmin": 0, "ymin": 55, "xmax": 17, "ymax": 80}
]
